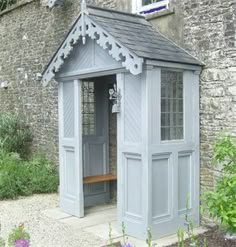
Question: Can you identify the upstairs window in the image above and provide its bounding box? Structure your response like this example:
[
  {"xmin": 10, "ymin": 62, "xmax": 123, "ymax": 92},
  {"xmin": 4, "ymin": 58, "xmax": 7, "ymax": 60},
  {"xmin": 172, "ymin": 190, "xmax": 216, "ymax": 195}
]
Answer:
[{"xmin": 133, "ymin": 0, "xmax": 169, "ymax": 15}]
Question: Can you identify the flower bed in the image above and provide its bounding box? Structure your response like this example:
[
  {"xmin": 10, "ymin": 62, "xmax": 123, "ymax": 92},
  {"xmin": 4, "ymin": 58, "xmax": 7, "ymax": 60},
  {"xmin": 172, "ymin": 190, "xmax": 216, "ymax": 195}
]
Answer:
[{"xmin": 168, "ymin": 226, "xmax": 236, "ymax": 247}]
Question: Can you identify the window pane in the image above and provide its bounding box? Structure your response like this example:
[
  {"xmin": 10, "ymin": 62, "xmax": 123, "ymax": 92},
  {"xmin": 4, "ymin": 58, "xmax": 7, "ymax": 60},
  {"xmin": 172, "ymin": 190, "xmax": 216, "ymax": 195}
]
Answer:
[
  {"xmin": 161, "ymin": 70, "xmax": 184, "ymax": 141},
  {"xmin": 143, "ymin": 0, "xmax": 152, "ymax": 5},
  {"xmin": 82, "ymin": 81, "xmax": 96, "ymax": 136},
  {"xmin": 142, "ymin": 0, "xmax": 163, "ymax": 6}
]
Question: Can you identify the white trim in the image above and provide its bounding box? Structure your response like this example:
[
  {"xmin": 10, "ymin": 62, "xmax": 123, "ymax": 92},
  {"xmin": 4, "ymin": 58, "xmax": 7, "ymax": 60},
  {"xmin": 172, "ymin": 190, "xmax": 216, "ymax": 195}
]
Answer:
[
  {"xmin": 42, "ymin": 15, "xmax": 143, "ymax": 86},
  {"xmin": 132, "ymin": 0, "xmax": 169, "ymax": 14},
  {"xmin": 146, "ymin": 60, "xmax": 202, "ymax": 72}
]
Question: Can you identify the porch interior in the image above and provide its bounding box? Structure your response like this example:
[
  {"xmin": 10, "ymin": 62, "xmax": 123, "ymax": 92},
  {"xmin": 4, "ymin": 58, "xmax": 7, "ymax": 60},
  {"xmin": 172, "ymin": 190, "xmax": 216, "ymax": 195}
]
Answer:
[{"xmin": 82, "ymin": 75, "xmax": 118, "ymax": 208}]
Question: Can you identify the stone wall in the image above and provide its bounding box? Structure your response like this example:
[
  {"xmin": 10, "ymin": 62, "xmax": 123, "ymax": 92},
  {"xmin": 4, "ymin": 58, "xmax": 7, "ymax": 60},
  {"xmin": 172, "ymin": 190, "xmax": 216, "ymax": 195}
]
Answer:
[
  {"xmin": 183, "ymin": 0, "xmax": 236, "ymax": 195},
  {"xmin": 0, "ymin": 0, "xmax": 126, "ymax": 163},
  {"xmin": 1, "ymin": 0, "xmax": 235, "ymax": 200},
  {"xmin": 148, "ymin": 0, "xmax": 185, "ymax": 47},
  {"xmin": 150, "ymin": 0, "xmax": 236, "ymax": 199}
]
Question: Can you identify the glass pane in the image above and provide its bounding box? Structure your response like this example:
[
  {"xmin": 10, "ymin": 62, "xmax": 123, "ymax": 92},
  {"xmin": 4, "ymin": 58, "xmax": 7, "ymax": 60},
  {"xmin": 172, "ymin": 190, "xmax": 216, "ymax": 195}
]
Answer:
[
  {"xmin": 142, "ymin": 0, "xmax": 152, "ymax": 5},
  {"xmin": 142, "ymin": 0, "xmax": 163, "ymax": 6},
  {"xmin": 161, "ymin": 70, "xmax": 184, "ymax": 141},
  {"xmin": 82, "ymin": 81, "xmax": 96, "ymax": 136}
]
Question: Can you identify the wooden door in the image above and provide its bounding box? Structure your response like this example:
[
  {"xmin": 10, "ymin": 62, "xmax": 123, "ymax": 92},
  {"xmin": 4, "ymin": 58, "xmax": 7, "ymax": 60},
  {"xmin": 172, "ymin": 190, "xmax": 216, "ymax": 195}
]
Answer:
[
  {"xmin": 82, "ymin": 80, "xmax": 110, "ymax": 207},
  {"xmin": 59, "ymin": 80, "xmax": 84, "ymax": 217}
]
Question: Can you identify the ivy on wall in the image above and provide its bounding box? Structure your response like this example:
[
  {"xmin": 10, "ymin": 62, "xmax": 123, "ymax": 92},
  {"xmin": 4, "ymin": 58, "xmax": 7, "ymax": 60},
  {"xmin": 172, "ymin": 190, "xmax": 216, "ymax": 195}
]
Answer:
[{"xmin": 0, "ymin": 0, "xmax": 17, "ymax": 11}]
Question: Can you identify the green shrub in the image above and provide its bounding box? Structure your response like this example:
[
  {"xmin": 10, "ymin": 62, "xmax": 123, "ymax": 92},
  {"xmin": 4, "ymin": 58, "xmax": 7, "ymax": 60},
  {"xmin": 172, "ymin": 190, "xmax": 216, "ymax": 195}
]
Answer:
[
  {"xmin": 0, "ymin": 152, "xmax": 58, "ymax": 199},
  {"xmin": 0, "ymin": 113, "xmax": 32, "ymax": 159},
  {"xmin": 26, "ymin": 154, "xmax": 59, "ymax": 194},
  {"xmin": 204, "ymin": 135, "xmax": 236, "ymax": 234},
  {"xmin": 0, "ymin": 152, "xmax": 32, "ymax": 199}
]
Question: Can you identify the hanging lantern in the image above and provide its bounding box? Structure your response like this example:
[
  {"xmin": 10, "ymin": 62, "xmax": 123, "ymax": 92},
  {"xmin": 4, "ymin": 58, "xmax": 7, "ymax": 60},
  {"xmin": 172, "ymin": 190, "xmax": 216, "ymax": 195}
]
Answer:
[{"xmin": 109, "ymin": 84, "xmax": 121, "ymax": 113}]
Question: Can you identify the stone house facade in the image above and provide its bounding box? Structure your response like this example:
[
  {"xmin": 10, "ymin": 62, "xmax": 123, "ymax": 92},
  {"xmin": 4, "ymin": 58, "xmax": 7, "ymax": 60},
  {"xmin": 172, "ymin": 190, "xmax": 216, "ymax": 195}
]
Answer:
[{"xmin": 0, "ymin": 0, "xmax": 235, "ymax": 210}]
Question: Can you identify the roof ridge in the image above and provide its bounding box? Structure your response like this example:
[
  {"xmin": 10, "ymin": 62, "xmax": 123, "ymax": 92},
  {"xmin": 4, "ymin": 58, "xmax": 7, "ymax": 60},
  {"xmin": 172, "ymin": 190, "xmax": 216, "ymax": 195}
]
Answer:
[{"xmin": 87, "ymin": 4, "xmax": 145, "ymax": 19}]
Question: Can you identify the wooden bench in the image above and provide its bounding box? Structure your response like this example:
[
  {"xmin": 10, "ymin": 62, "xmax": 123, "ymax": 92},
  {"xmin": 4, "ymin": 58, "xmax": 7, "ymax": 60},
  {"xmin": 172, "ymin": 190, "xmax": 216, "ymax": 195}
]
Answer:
[{"xmin": 83, "ymin": 174, "xmax": 117, "ymax": 184}]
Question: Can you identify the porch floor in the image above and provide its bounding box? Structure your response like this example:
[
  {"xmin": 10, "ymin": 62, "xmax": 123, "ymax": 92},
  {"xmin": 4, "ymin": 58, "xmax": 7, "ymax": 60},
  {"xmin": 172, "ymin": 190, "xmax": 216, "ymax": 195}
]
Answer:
[{"xmin": 43, "ymin": 203, "xmax": 208, "ymax": 247}]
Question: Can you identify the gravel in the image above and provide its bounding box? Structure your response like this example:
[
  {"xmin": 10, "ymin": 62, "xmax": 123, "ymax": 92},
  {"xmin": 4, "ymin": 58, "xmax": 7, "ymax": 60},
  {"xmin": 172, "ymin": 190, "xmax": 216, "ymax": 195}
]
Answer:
[{"xmin": 0, "ymin": 194, "xmax": 104, "ymax": 247}]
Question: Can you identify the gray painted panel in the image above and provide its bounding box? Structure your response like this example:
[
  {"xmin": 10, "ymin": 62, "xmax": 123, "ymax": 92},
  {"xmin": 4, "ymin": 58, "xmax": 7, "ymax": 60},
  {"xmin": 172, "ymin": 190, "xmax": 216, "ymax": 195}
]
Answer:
[
  {"xmin": 83, "ymin": 80, "xmax": 110, "ymax": 207},
  {"xmin": 178, "ymin": 153, "xmax": 192, "ymax": 212},
  {"xmin": 59, "ymin": 39, "xmax": 121, "ymax": 76},
  {"xmin": 152, "ymin": 156, "xmax": 170, "ymax": 219},
  {"xmin": 63, "ymin": 82, "xmax": 74, "ymax": 138},
  {"xmin": 59, "ymin": 80, "xmax": 84, "ymax": 218},
  {"xmin": 125, "ymin": 154, "xmax": 142, "ymax": 219},
  {"xmin": 64, "ymin": 148, "xmax": 76, "ymax": 197},
  {"xmin": 124, "ymin": 74, "xmax": 142, "ymax": 143},
  {"xmin": 87, "ymin": 143, "xmax": 105, "ymax": 176}
]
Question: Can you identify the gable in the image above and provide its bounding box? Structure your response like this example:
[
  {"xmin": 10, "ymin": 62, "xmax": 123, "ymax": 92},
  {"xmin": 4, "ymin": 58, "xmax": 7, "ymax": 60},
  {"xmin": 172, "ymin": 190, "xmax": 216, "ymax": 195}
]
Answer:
[
  {"xmin": 57, "ymin": 38, "xmax": 122, "ymax": 78},
  {"xmin": 42, "ymin": 5, "xmax": 202, "ymax": 86}
]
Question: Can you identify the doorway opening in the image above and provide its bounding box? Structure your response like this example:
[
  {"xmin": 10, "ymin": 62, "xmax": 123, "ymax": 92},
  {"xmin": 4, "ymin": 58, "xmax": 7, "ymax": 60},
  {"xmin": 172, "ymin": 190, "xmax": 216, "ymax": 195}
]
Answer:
[{"xmin": 81, "ymin": 75, "xmax": 117, "ymax": 209}]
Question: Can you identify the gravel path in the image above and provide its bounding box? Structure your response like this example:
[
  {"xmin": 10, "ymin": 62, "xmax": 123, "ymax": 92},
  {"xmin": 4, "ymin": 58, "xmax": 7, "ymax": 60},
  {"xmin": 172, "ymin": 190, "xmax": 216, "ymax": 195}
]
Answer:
[{"xmin": 0, "ymin": 194, "xmax": 104, "ymax": 247}]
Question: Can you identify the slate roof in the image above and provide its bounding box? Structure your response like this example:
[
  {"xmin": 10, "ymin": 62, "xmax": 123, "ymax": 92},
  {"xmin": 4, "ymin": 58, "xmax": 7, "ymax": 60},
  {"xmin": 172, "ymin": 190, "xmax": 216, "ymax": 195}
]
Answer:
[
  {"xmin": 87, "ymin": 5, "xmax": 202, "ymax": 66},
  {"xmin": 42, "ymin": 5, "xmax": 202, "ymax": 85}
]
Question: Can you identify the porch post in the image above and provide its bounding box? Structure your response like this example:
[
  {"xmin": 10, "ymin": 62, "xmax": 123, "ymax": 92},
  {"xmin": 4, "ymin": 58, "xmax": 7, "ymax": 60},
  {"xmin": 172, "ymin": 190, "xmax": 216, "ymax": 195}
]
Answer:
[{"xmin": 116, "ymin": 71, "xmax": 150, "ymax": 240}]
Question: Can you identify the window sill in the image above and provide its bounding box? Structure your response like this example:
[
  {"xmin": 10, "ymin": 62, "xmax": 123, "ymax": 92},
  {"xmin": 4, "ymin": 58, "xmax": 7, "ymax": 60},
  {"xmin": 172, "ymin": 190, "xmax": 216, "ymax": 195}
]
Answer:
[{"xmin": 145, "ymin": 7, "xmax": 175, "ymax": 21}]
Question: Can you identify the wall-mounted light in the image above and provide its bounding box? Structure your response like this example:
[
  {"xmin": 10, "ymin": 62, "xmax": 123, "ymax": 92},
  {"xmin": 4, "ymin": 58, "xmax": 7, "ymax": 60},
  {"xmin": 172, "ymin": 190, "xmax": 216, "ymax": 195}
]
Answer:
[
  {"xmin": 0, "ymin": 81, "xmax": 9, "ymax": 90},
  {"xmin": 109, "ymin": 84, "xmax": 121, "ymax": 113}
]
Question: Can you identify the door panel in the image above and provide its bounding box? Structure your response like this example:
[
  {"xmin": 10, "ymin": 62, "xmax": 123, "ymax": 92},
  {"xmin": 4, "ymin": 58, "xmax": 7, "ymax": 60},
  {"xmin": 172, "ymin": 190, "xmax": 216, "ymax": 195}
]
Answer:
[
  {"xmin": 82, "ymin": 80, "xmax": 110, "ymax": 207},
  {"xmin": 59, "ymin": 80, "xmax": 84, "ymax": 217}
]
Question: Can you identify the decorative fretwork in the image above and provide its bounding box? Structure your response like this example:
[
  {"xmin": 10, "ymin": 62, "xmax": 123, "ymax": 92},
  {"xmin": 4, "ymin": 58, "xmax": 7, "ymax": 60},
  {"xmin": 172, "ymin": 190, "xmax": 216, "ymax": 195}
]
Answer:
[
  {"xmin": 85, "ymin": 17, "xmax": 143, "ymax": 76},
  {"xmin": 42, "ymin": 18, "xmax": 83, "ymax": 86},
  {"xmin": 42, "ymin": 11, "xmax": 143, "ymax": 86}
]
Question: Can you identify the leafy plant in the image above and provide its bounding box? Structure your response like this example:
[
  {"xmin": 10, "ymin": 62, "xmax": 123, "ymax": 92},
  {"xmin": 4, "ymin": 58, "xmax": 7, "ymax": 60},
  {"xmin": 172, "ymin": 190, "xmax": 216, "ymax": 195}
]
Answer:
[
  {"xmin": 0, "ymin": 151, "xmax": 32, "ymax": 199},
  {"xmin": 203, "ymin": 135, "xmax": 236, "ymax": 234},
  {"xmin": 0, "ymin": 238, "xmax": 4, "ymax": 247},
  {"xmin": 0, "ymin": 113, "xmax": 32, "ymax": 159},
  {"xmin": 146, "ymin": 227, "xmax": 153, "ymax": 247},
  {"xmin": 177, "ymin": 229, "xmax": 184, "ymax": 247},
  {"xmin": 177, "ymin": 196, "xmax": 208, "ymax": 247},
  {"xmin": 26, "ymin": 154, "xmax": 59, "ymax": 194},
  {"xmin": 108, "ymin": 222, "xmax": 114, "ymax": 247},
  {"xmin": 0, "ymin": 224, "xmax": 5, "ymax": 247},
  {"xmin": 8, "ymin": 224, "xmax": 30, "ymax": 247},
  {"xmin": 0, "ymin": 152, "xmax": 58, "ymax": 199}
]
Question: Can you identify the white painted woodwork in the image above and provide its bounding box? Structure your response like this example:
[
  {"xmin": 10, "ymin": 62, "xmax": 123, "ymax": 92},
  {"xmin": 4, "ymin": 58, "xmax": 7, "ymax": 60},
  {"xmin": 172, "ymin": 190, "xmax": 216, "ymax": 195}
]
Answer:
[
  {"xmin": 59, "ymin": 80, "xmax": 84, "ymax": 217},
  {"xmin": 42, "ymin": 14, "xmax": 143, "ymax": 86},
  {"xmin": 55, "ymin": 36, "xmax": 200, "ymax": 239},
  {"xmin": 58, "ymin": 39, "xmax": 122, "ymax": 78},
  {"xmin": 117, "ymin": 67, "xmax": 200, "ymax": 240}
]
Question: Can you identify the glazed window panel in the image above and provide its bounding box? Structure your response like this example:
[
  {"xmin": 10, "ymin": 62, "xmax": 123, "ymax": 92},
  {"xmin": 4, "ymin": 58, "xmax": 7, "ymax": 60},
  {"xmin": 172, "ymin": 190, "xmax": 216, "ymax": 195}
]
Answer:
[
  {"xmin": 161, "ymin": 70, "xmax": 184, "ymax": 141},
  {"xmin": 82, "ymin": 81, "xmax": 96, "ymax": 136},
  {"xmin": 142, "ymin": 0, "xmax": 163, "ymax": 6}
]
